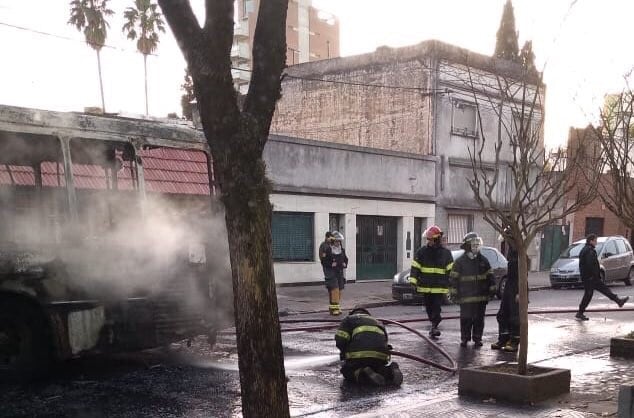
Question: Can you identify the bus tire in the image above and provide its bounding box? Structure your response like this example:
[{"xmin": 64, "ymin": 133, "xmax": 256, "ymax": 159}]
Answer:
[{"xmin": 0, "ymin": 298, "xmax": 52, "ymax": 382}]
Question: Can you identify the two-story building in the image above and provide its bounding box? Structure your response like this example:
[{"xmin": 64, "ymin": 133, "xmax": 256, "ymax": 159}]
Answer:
[{"xmin": 271, "ymin": 40, "xmax": 545, "ymax": 271}]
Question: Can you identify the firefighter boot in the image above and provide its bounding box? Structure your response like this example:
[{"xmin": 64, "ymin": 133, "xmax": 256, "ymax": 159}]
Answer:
[
  {"xmin": 388, "ymin": 362, "xmax": 403, "ymax": 386},
  {"xmin": 359, "ymin": 367, "xmax": 385, "ymax": 386},
  {"xmin": 429, "ymin": 326, "xmax": 441, "ymax": 338},
  {"xmin": 329, "ymin": 288, "xmax": 341, "ymax": 315},
  {"xmin": 503, "ymin": 338, "xmax": 519, "ymax": 352}
]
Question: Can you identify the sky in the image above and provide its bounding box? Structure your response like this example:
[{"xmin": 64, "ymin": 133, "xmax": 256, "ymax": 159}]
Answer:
[{"xmin": 1, "ymin": 0, "xmax": 634, "ymax": 148}]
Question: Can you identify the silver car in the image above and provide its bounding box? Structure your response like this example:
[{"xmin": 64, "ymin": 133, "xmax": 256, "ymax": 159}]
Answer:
[{"xmin": 549, "ymin": 236, "xmax": 634, "ymax": 288}]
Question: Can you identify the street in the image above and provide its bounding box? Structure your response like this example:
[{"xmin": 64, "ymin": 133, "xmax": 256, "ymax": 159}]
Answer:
[{"xmin": 2, "ymin": 285, "xmax": 633, "ymax": 417}]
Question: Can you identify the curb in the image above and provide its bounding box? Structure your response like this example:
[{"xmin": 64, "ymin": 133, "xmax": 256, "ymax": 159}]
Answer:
[{"xmin": 278, "ymin": 286, "xmax": 552, "ymax": 317}]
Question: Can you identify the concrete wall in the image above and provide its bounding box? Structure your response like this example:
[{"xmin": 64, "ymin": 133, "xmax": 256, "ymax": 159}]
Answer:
[
  {"xmin": 270, "ymin": 193, "xmax": 435, "ymax": 284},
  {"xmin": 264, "ymin": 136, "xmax": 437, "ymax": 284},
  {"xmin": 265, "ymin": 135, "xmax": 437, "ymax": 200}
]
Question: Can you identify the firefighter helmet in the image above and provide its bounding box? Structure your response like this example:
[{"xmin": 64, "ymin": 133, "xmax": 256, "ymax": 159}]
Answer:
[
  {"xmin": 461, "ymin": 232, "xmax": 483, "ymax": 252},
  {"xmin": 424, "ymin": 225, "xmax": 443, "ymax": 240},
  {"xmin": 332, "ymin": 231, "xmax": 344, "ymax": 241},
  {"xmin": 350, "ymin": 307, "xmax": 371, "ymax": 316}
]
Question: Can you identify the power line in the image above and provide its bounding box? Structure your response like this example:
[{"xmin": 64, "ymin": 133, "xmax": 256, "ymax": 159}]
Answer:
[{"xmin": 0, "ymin": 21, "xmax": 150, "ymax": 54}]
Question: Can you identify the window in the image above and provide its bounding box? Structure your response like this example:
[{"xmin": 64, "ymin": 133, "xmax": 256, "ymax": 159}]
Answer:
[
  {"xmin": 243, "ymin": 0, "xmax": 254, "ymax": 15},
  {"xmin": 615, "ymin": 239, "xmax": 627, "ymax": 254},
  {"xmin": 585, "ymin": 217, "xmax": 604, "ymax": 236},
  {"xmin": 447, "ymin": 214, "xmax": 473, "ymax": 245},
  {"xmin": 272, "ymin": 212, "xmax": 314, "ymax": 261},
  {"xmin": 604, "ymin": 240, "xmax": 617, "ymax": 257},
  {"xmin": 451, "ymin": 100, "xmax": 478, "ymax": 137}
]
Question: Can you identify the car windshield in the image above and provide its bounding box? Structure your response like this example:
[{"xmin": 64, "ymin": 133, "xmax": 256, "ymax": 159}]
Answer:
[{"xmin": 560, "ymin": 242, "xmax": 604, "ymax": 258}]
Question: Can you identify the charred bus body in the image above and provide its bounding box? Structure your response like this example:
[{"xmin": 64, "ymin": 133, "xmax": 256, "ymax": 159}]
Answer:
[{"xmin": 0, "ymin": 105, "xmax": 229, "ymax": 379}]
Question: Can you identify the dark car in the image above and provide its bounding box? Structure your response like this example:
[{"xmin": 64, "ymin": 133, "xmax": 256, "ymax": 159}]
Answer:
[
  {"xmin": 392, "ymin": 246, "xmax": 508, "ymax": 304},
  {"xmin": 550, "ymin": 236, "xmax": 634, "ymax": 288}
]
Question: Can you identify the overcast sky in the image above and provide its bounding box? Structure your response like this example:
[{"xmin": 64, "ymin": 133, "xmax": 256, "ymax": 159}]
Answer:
[{"xmin": 1, "ymin": 0, "xmax": 634, "ymax": 148}]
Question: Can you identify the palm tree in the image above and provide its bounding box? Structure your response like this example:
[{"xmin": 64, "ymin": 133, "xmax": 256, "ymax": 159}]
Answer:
[
  {"xmin": 122, "ymin": 0, "xmax": 165, "ymax": 115},
  {"xmin": 68, "ymin": 0, "xmax": 114, "ymax": 112}
]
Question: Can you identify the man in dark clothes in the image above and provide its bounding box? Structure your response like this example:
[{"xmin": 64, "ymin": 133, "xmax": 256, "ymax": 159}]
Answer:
[
  {"xmin": 576, "ymin": 234, "xmax": 629, "ymax": 320},
  {"xmin": 335, "ymin": 308, "xmax": 403, "ymax": 386},
  {"xmin": 491, "ymin": 243, "xmax": 521, "ymax": 352}
]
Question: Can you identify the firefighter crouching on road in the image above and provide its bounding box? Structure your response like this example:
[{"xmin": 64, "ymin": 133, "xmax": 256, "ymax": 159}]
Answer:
[
  {"xmin": 409, "ymin": 225, "xmax": 454, "ymax": 338},
  {"xmin": 321, "ymin": 231, "xmax": 348, "ymax": 315},
  {"xmin": 335, "ymin": 308, "xmax": 403, "ymax": 386},
  {"xmin": 450, "ymin": 232, "xmax": 496, "ymax": 348}
]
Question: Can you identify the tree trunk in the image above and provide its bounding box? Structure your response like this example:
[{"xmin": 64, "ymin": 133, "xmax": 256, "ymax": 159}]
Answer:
[
  {"xmin": 143, "ymin": 54, "xmax": 149, "ymax": 115},
  {"xmin": 517, "ymin": 243, "xmax": 529, "ymax": 375},
  {"xmin": 213, "ymin": 130, "xmax": 290, "ymax": 417},
  {"xmin": 96, "ymin": 49, "xmax": 106, "ymax": 112}
]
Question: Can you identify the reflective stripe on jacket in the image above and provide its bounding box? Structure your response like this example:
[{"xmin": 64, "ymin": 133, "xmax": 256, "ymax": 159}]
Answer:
[
  {"xmin": 409, "ymin": 245, "xmax": 454, "ymax": 293},
  {"xmin": 335, "ymin": 313, "xmax": 390, "ymax": 363}
]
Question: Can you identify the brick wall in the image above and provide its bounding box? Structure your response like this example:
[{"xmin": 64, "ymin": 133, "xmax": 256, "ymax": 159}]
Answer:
[{"xmin": 272, "ymin": 58, "xmax": 433, "ymax": 154}]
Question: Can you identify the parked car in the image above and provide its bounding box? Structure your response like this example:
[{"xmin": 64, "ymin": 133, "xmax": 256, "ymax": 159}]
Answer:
[
  {"xmin": 392, "ymin": 246, "xmax": 508, "ymax": 304},
  {"xmin": 550, "ymin": 236, "xmax": 634, "ymax": 288}
]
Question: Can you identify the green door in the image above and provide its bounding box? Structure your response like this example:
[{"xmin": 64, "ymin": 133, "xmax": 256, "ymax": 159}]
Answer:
[
  {"xmin": 356, "ymin": 215, "xmax": 398, "ymax": 280},
  {"xmin": 540, "ymin": 224, "xmax": 570, "ymax": 270}
]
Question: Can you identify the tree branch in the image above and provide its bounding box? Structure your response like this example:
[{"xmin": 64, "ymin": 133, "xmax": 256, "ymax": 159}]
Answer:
[{"xmin": 157, "ymin": 0, "xmax": 201, "ymax": 62}]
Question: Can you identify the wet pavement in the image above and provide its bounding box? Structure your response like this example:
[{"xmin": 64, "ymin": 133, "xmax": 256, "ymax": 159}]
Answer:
[{"xmin": 1, "ymin": 278, "xmax": 633, "ymax": 417}]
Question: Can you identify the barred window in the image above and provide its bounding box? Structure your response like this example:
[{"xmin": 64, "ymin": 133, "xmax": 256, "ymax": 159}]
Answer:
[
  {"xmin": 447, "ymin": 214, "xmax": 474, "ymax": 245},
  {"xmin": 272, "ymin": 212, "xmax": 314, "ymax": 261}
]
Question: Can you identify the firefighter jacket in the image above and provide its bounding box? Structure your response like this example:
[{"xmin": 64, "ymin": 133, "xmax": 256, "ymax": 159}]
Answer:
[
  {"xmin": 322, "ymin": 246, "xmax": 348, "ymax": 270},
  {"xmin": 335, "ymin": 313, "xmax": 390, "ymax": 363},
  {"xmin": 319, "ymin": 241, "xmax": 332, "ymax": 268},
  {"xmin": 579, "ymin": 243, "xmax": 600, "ymax": 282},
  {"xmin": 409, "ymin": 245, "xmax": 454, "ymax": 294},
  {"xmin": 449, "ymin": 253, "xmax": 496, "ymax": 304}
]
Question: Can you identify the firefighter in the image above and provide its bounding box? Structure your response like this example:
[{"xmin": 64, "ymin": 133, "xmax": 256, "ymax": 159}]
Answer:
[
  {"xmin": 335, "ymin": 308, "xmax": 403, "ymax": 386},
  {"xmin": 322, "ymin": 231, "xmax": 348, "ymax": 315},
  {"xmin": 450, "ymin": 232, "xmax": 496, "ymax": 347},
  {"xmin": 492, "ymin": 233, "xmax": 521, "ymax": 352},
  {"xmin": 409, "ymin": 225, "xmax": 454, "ymax": 338}
]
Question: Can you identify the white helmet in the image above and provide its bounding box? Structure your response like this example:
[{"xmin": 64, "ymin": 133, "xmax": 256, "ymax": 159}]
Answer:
[{"xmin": 332, "ymin": 231, "xmax": 344, "ymax": 241}]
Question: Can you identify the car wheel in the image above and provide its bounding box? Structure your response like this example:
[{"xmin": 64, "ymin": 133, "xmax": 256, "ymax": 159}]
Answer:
[
  {"xmin": 0, "ymin": 299, "xmax": 52, "ymax": 382},
  {"xmin": 496, "ymin": 276, "xmax": 507, "ymax": 299},
  {"xmin": 624, "ymin": 268, "xmax": 633, "ymax": 286}
]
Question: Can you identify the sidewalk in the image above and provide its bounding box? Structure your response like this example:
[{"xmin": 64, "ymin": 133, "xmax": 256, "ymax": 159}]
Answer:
[{"xmin": 277, "ymin": 270, "xmax": 552, "ymax": 315}]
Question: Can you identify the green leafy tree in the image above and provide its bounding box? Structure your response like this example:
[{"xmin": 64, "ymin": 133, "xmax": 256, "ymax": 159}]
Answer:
[
  {"xmin": 122, "ymin": 0, "xmax": 166, "ymax": 115},
  {"xmin": 494, "ymin": 0, "xmax": 520, "ymax": 62},
  {"xmin": 180, "ymin": 68, "xmax": 194, "ymax": 120},
  {"xmin": 157, "ymin": 1, "xmax": 290, "ymax": 416},
  {"xmin": 68, "ymin": 0, "xmax": 114, "ymax": 112}
]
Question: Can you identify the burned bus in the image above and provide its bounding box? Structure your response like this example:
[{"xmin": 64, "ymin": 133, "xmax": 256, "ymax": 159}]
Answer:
[{"xmin": 0, "ymin": 105, "xmax": 230, "ymax": 380}]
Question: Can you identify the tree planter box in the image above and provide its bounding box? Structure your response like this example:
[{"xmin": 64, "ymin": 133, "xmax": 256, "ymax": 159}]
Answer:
[
  {"xmin": 458, "ymin": 363, "xmax": 570, "ymax": 404},
  {"xmin": 610, "ymin": 337, "xmax": 634, "ymax": 359}
]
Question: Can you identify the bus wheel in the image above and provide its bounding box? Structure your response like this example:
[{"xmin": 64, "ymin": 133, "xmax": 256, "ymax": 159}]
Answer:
[{"xmin": 0, "ymin": 299, "xmax": 51, "ymax": 382}]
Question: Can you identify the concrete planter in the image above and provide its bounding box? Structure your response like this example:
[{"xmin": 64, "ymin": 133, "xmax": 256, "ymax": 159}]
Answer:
[
  {"xmin": 458, "ymin": 363, "xmax": 570, "ymax": 404},
  {"xmin": 610, "ymin": 337, "xmax": 634, "ymax": 359}
]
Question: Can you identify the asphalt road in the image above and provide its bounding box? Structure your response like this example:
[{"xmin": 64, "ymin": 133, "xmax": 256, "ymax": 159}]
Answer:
[{"xmin": 2, "ymin": 285, "xmax": 633, "ymax": 417}]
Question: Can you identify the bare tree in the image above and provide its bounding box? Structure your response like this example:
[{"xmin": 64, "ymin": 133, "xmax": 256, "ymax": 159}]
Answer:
[
  {"xmin": 157, "ymin": 1, "xmax": 290, "ymax": 416},
  {"xmin": 462, "ymin": 62, "xmax": 598, "ymax": 374},
  {"xmin": 590, "ymin": 90, "xmax": 634, "ymax": 248}
]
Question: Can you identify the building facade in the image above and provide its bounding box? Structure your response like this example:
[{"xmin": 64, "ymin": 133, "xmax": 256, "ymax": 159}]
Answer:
[
  {"xmin": 232, "ymin": 0, "xmax": 340, "ymax": 93},
  {"xmin": 271, "ymin": 40, "xmax": 545, "ymax": 269}
]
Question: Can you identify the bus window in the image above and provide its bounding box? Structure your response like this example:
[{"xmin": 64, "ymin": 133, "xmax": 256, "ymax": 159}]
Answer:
[
  {"xmin": 70, "ymin": 138, "xmax": 140, "ymax": 240},
  {"xmin": 0, "ymin": 132, "xmax": 67, "ymax": 246}
]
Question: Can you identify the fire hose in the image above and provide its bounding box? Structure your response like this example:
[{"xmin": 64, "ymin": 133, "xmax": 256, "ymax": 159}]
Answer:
[{"xmin": 278, "ymin": 307, "xmax": 634, "ymax": 374}]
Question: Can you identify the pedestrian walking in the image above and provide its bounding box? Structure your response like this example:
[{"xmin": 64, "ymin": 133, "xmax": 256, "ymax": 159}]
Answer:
[
  {"xmin": 321, "ymin": 231, "xmax": 348, "ymax": 315},
  {"xmin": 491, "ymin": 240, "xmax": 521, "ymax": 352},
  {"xmin": 409, "ymin": 225, "xmax": 454, "ymax": 338},
  {"xmin": 575, "ymin": 234, "xmax": 629, "ymax": 320},
  {"xmin": 335, "ymin": 308, "xmax": 403, "ymax": 386},
  {"xmin": 450, "ymin": 232, "xmax": 496, "ymax": 347}
]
